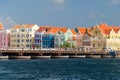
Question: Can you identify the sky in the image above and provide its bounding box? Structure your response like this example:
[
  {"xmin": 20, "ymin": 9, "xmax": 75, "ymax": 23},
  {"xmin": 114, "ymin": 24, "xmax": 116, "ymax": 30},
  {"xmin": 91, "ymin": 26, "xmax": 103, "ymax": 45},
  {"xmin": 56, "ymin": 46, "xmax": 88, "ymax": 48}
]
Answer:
[{"xmin": 0, "ymin": 0, "xmax": 120, "ymax": 29}]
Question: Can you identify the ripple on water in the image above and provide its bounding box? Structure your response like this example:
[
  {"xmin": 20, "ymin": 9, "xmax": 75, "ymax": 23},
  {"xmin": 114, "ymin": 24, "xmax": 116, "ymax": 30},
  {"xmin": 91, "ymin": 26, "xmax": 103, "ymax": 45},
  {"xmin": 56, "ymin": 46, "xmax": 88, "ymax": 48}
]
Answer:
[{"xmin": 0, "ymin": 59, "xmax": 119, "ymax": 80}]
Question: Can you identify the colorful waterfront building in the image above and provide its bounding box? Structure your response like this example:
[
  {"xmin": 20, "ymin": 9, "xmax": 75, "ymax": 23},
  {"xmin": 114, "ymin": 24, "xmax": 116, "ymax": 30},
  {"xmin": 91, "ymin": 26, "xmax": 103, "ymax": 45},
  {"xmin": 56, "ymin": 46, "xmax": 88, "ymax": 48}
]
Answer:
[
  {"xmin": 70, "ymin": 29, "xmax": 77, "ymax": 48},
  {"xmin": 35, "ymin": 26, "xmax": 75, "ymax": 49},
  {"xmin": 75, "ymin": 27, "xmax": 86, "ymax": 48},
  {"xmin": 55, "ymin": 28, "xmax": 75, "ymax": 48},
  {"xmin": 6, "ymin": 29, "xmax": 10, "ymax": 49},
  {"xmin": 10, "ymin": 24, "xmax": 39, "ymax": 49},
  {"xmin": 54, "ymin": 27, "xmax": 68, "ymax": 48},
  {"xmin": 35, "ymin": 26, "xmax": 59, "ymax": 48},
  {"xmin": 0, "ymin": 23, "xmax": 9, "ymax": 49},
  {"xmin": 82, "ymin": 28, "xmax": 91, "ymax": 47},
  {"xmin": 90, "ymin": 24, "xmax": 108, "ymax": 50},
  {"xmin": 90, "ymin": 23, "xmax": 120, "ymax": 50}
]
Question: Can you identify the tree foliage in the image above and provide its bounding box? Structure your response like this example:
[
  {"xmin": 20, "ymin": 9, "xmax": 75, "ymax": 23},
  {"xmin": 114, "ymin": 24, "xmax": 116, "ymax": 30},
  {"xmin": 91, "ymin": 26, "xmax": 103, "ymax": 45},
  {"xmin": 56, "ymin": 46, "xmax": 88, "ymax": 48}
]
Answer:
[{"xmin": 60, "ymin": 42, "xmax": 71, "ymax": 48}]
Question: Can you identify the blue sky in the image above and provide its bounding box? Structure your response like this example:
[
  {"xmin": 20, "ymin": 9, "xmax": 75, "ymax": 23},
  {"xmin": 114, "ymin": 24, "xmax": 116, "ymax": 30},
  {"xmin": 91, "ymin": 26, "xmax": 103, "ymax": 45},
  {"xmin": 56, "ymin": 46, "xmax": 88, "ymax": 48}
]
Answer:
[{"xmin": 0, "ymin": 0, "xmax": 120, "ymax": 28}]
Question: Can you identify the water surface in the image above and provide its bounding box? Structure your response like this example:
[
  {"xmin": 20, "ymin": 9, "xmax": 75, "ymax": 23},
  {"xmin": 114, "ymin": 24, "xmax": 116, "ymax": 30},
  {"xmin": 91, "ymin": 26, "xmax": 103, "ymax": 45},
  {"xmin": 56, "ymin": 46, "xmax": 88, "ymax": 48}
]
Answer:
[{"xmin": 0, "ymin": 58, "xmax": 120, "ymax": 80}]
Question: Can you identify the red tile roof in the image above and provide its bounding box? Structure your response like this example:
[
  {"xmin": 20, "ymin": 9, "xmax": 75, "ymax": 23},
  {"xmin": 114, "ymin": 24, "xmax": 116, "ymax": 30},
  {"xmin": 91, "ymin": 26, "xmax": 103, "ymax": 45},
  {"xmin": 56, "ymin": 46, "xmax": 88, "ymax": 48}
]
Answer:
[
  {"xmin": 0, "ymin": 23, "xmax": 4, "ymax": 29},
  {"xmin": 71, "ymin": 29, "xmax": 76, "ymax": 35},
  {"xmin": 86, "ymin": 28, "xmax": 91, "ymax": 35},
  {"xmin": 59, "ymin": 28, "xmax": 68, "ymax": 33},
  {"xmin": 12, "ymin": 25, "xmax": 21, "ymax": 28},
  {"xmin": 37, "ymin": 26, "xmax": 59, "ymax": 32},
  {"xmin": 104, "ymin": 29, "xmax": 111, "ymax": 35},
  {"xmin": 77, "ymin": 27, "xmax": 86, "ymax": 34},
  {"xmin": 24, "ymin": 24, "xmax": 35, "ymax": 28},
  {"xmin": 112, "ymin": 26, "xmax": 120, "ymax": 33},
  {"xmin": 98, "ymin": 23, "xmax": 120, "ymax": 34},
  {"xmin": 12, "ymin": 24, "xmax": 36, "ymax": 29},
  {"xmin": 37, "ymin": 26, "xmax": 68, "ymax": 34},
  {"xmin": 46, "ymin": 28, "xmax": 59, "ymax": 34}
]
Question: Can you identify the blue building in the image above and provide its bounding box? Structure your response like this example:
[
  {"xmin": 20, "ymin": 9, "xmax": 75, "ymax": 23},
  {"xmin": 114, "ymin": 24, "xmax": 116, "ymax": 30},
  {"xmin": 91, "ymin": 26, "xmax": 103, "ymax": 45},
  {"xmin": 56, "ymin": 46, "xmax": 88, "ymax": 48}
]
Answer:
[
  {"xmin": 42, "ymin": 34, "xmax": 54, "ymax": 48},
  {"xmin": 34, "ymin": 26, "xmax": 57, "ymax": 49}
]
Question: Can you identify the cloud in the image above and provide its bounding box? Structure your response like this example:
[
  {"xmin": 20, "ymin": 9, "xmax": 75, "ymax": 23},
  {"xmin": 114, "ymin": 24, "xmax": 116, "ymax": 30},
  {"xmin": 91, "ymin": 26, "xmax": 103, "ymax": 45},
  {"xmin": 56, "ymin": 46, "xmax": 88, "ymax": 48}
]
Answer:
[
  {"xmin": 101, "ymin": 14, "xmax": 106, "ymax": 18},
  {"xmin": 44, "ymin": 0, "xmax": 66, "ymax": 11},
  {"xmin": 108, "ymin": 0, "xmax": 120, "ymax": 6},
  {"xmin": 89, "ymin": 10, "xmax": 96, "ymax": 19},
  {"xmin": 0, "ymin": 17, "xmax": 17, "ymax": 29},
  {"xmin": 52, "ymin": 0, "xmax": 65, "ymax": 4}
]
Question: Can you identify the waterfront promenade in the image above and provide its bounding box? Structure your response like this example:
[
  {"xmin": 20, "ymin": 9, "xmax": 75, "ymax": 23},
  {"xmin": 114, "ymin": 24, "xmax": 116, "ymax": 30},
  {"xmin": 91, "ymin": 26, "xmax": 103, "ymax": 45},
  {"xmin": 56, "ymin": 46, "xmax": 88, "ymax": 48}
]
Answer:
[{"xmin": 0, "ymin": 49, "xmax": 119, "ymax": 59}]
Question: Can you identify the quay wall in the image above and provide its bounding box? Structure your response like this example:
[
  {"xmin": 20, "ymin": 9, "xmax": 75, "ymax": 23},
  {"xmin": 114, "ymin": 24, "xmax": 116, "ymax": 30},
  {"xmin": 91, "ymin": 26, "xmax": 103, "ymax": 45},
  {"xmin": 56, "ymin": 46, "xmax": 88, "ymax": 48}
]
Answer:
[{"xmin": 0, "ymin": 50, "xmax": 119, "ymax": 59}]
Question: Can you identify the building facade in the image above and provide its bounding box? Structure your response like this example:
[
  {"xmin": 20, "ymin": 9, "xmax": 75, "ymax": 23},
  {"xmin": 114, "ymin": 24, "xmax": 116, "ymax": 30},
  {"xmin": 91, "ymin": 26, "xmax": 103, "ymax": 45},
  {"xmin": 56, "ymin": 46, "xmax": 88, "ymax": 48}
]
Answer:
[
  {"xmin": 82, "ymin": 29, "xmax": 91, "ymax": 47},
  {"xmin": 35, "ymin": 26, "xmax": 59, "ymax": 49},
  {"xmin": 0, "ymin": 23, "xmax": 9, "ymax": 49},
  {"xmin": 10, "ymin": 24, "xmax": 39, "ymax": 49},
  {"xmin": 75, "ymin": 27, "xmax": 86, "ymax": 48},
  {"xmin": 90, "ymin": 23, "xmax": 120, "ymax": 50}
]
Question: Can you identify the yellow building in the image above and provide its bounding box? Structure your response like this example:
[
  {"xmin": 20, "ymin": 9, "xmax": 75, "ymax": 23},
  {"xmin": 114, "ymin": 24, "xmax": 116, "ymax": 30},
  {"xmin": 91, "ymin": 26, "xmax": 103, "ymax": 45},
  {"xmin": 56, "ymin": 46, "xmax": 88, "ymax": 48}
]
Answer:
[
  {"xmin": 91, "ymin": 23, "xmax": 120, "ymax": 50},
  {"xmin": 10, "ymin": 24, "xmax": 39, "ymax": 49}
]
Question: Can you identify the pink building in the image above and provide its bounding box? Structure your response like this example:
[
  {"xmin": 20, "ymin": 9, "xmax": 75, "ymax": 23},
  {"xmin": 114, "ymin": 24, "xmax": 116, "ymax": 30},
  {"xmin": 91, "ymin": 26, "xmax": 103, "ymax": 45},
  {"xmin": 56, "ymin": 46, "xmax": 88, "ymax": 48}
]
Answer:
[{"xmin": 0, "ymin": 23, "xmax": 9, "ymax": 49}]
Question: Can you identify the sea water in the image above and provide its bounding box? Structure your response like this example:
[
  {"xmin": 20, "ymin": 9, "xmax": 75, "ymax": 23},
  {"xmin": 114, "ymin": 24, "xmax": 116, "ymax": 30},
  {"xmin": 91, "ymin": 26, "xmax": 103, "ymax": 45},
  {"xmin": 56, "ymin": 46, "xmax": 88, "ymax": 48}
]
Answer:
[{"xmin": 0, "ymin": 58, "xmax": 120, "ymax": 80}]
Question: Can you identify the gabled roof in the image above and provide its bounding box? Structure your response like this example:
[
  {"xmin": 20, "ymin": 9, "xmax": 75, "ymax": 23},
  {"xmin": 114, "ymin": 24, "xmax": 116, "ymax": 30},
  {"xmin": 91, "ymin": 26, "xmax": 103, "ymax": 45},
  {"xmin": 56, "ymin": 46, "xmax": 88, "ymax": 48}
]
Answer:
[
  {"xmin": 0, "ymin": 23, "xmax": 4, "ymax": 29},
  {"xmin": 71, "ymin": 29, "xmax": 76, "ymax": 35},
  {"xmin": 46, "ymin": 28, "xmax": 59, "ymax": 34},
  {"xmin": 12, "ymin": 25, "xmax": 21, "ymax": 28},
  {"xmin": 111, "ymin": 26, "xmax": 120, "ymax": 33},
  {"xmin": 24, "ymin": 24, "xmax": 35, "ymax": 28},
  {"xmin": 85, "ymin": 28, "xmax": 91, "ymax": 36},
  {"xmin": 98, "ymin": 23, "xmax": 112, "ymax": 34},
  {"xmin": 37, "ymin": 26, "xmax": 68, "ymax": 34},
  {"xmin": 77, "ymin": 27, "xmax": 86, "ymax": 34},
  {"xmin": 37, "ymin": 26, "xmax": 58, "ymax": 32},
  {"xmin": 104, "ymin": 29, "xmax": 111, "ymax": 35},
  {"xmin": 98, "ymin": 23, "xmax": 120, "ymax": 35},
  {"xmin": 12, "ymin": 24, "xmax": 36, "ymax": 29},
  {"xmin": 37, "ymin": 26, "xmax": 47, "ymax": 32},
  {"xmin": 59, "ymin": 28, "xmax": 68, "ymax": 33}
]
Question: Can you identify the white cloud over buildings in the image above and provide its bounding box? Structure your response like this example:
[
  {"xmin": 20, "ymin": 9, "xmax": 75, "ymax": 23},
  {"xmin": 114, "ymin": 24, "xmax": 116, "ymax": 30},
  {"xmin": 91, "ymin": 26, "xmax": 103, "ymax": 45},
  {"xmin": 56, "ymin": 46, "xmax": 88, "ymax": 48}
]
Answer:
[
  {"xmin": 108, "ymin": 0, "xmax": 120, "ymax": 6},
  {"xmin": 0, "ymin": 17, "xmax": 16, "ymax": 29}
]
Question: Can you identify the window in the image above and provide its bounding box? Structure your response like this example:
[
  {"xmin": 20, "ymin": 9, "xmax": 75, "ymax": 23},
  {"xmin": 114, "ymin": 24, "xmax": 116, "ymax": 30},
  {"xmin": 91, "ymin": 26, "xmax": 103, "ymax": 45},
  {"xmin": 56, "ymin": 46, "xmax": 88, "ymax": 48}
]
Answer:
[
  {"xmin": 22, "ymin": 40, "xmax": 24, "ymax": 42},
  {"xmin": 98, "ymin": 43, "xmax": 100, "ymax": 47},
  {"xmin": 17, "ymin": 45, "xmax": 20, "ymax": 47},
  {"xmin": 17, "ymin": 40, "xmax": 20, "ymax": 43},
  {"xmin": 26, "ymin": 34, "xmax": 29, "ymax": 38},
  {"xmin": 22, "ymin": 35, "xmax": 24, "ymax": 38},
  {"xmin": 21, "ymin": 29, "xmax": 25, "ymax": 32},
  {"xmin": 26, "ymin": 39, "xmax": 29, "ymax": 42},
  {"xmin": 29, "ymin": 29, "xmax": 32, "ymax": 31},
  {"xmin": 17, "ymin": 34, "xmax": 20, "ymax": 38},
  {"xmin": 93, "ymin": 44, "xmax": 95, "ymax": 47},
  {"xmin": 26, "ymin": 45, "xmax": 30, "ymax": 47}
]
